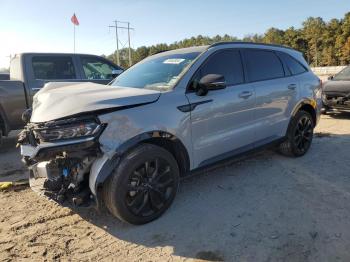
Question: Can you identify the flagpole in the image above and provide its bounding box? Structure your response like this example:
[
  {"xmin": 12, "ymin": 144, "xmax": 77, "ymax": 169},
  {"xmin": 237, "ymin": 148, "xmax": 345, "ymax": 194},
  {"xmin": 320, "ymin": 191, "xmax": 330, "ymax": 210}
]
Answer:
[
  {"xmin": 71, "ymin": 13, "xmax": 78, "ymax": 53},
  {"xmin": 73, "ymin": 23, "xmax": 75, "ymax": 53}
]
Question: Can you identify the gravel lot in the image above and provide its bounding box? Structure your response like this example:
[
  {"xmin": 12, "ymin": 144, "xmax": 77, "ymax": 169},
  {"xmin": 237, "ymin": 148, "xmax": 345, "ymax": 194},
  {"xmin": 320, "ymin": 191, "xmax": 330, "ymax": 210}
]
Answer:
[{"xmin": 1, "ymin": 113, "xmax": 350, "ymax": 262}]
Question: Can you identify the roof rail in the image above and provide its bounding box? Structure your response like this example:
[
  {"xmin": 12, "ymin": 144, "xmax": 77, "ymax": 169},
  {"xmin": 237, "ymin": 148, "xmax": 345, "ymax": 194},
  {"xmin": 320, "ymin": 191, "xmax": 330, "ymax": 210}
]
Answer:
[
  {"xmin": 209, "ymin": 41, "xmax": 295, "ymax": 51},
  {"xmin": 153, "ymin": 49, "xmax": 170, "ymax": 55}
]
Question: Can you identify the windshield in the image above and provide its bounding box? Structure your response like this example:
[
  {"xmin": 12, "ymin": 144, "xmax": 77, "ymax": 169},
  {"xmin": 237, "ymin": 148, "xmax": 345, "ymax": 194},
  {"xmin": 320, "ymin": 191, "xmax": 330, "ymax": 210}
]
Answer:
[
  {"xmin": 111, "ymin": 51, "xmax": 201, "ymax": 90},
  {"xmin": 333, "ymin": 66, "xmax": 350, "ymax": 81}
]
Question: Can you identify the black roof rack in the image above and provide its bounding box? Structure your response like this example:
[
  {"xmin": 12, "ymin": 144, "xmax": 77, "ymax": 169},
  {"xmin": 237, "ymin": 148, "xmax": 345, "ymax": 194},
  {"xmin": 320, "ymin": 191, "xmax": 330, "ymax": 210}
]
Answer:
[
  {"xmin": 209, "ymin": 41, "xmax": 295, "ymax": 51},
  {"xmin": 153, "ymin": 49, "xmax": 170, "ymax": 55}
]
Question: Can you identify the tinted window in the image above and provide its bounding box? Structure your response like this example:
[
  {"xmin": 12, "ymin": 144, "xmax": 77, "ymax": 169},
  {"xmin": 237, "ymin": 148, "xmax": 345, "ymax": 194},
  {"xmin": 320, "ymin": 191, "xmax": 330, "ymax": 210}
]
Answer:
[
  {"xmin": 333, "ymin": 66, "xmax": 350, "ymax": 81},
  {"xmin": 81, "ymin": 57, "xmax": 116, "ymax": 80},
  {"xmin": 278, "ymin": 52, "xmax": 307, "ymax": 75},
  {"xmin": 193, "ymin": 50, "xmax": 244, "ymax": 87},
  {"xmin": 32, "ymin": 56, "xmax": 76, "ymax": 80},
  {"xmin": 244, "ymin": 50, "xmax": 284, "ymax": 82}
]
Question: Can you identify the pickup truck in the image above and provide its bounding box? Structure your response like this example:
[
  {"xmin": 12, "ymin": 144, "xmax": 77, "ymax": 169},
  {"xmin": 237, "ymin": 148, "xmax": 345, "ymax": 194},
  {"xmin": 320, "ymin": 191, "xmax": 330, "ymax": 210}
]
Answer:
[
  {"xmin": 0, "ymin": 53, "xmax": 123, "ymax": 143},
  {"xmin": 0, "ymin": 73, "xmax": 9, "ymax": 80}
]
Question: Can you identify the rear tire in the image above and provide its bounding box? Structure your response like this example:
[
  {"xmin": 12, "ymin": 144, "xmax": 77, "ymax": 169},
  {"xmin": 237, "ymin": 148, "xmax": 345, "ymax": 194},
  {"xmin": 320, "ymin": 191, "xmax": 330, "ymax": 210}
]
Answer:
[
  {"xmin": 279, "ymin": 110, "xmax": 314, "ymax": 157},
  {"xmin": 104, "ymin": 144, "xmax": 180, "ymax": 225},
  {"xmin": 0, "ymin": 129, "xmax": 3, "ymax": 146}
]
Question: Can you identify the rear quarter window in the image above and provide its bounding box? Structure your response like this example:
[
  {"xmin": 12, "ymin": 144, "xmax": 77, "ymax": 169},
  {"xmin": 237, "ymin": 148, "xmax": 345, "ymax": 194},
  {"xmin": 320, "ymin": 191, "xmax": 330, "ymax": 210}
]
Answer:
[
  {"xmin": 243, "ymin": 49, "xmax": 284, "ymax": 82},
  {"xmin": 278, "ymin": 52, "xmax": 307, "ymax": 75}
]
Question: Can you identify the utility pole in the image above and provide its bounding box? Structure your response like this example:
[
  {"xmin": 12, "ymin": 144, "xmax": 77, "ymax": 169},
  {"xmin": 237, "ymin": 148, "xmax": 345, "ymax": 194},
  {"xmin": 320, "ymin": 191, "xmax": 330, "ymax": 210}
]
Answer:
[
  {"xmin": 109, "ymin": 21, "xmax": 120, "ymax": 65},
  {"xmin": 109, "ymin": 20, "xmax": 134, "ymax": 67},
  {"xmin": 127, "ymin": 22, "xmax": 132, "ymax": 67},
  {"xmin": 315, "ymin": 37, "xmax": 318, "ymax": 67}
]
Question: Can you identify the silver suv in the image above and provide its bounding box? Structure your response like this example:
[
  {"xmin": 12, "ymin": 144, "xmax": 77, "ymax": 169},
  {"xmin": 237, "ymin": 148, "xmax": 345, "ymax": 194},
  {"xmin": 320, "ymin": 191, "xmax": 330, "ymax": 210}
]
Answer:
[{"xmin": 19, "ymin": 42, "xmax": 322, "ymax": 224}]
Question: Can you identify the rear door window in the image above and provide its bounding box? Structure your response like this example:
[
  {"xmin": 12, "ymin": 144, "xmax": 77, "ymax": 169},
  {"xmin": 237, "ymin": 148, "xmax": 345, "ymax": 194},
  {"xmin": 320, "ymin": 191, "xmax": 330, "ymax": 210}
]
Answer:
[
  {"xmin": 278, "ymin": 52, "xmax": 307, "ymax": 75},
  {"xmin": 32, "ymin": 56, "xmax": 76, "ymax": 80},
  {"xmin": 192, "ymin": 49, "xmax": 244, "ymax": 88},
  {"xmin": 81, "ymin": 56, "xmax": 116, "ymax": 80},
  {"xmin": 243, "ymin": 49, "xmax": 284, "ymax": 82}
]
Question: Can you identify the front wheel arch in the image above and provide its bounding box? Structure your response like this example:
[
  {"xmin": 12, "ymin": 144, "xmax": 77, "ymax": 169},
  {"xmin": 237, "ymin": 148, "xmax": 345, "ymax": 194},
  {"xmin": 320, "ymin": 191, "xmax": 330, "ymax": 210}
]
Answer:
[{"xmin": 92, "ymin": 131, "xmax": 190, "ymax": 206}]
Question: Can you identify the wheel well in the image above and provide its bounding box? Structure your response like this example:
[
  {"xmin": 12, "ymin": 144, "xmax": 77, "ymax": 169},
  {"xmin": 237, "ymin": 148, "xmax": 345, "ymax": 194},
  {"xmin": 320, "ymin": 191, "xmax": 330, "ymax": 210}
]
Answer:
[
  {"xmin": 143, "ymin": 137, "xmax": 190, "ymax": 176},
  {"xmin": 0, "ymin": 115, "xmax": 5, "ymax": 135},
  {"xmin": 299, "ymin": 104, "xmax": 316, "ymax": 126}
]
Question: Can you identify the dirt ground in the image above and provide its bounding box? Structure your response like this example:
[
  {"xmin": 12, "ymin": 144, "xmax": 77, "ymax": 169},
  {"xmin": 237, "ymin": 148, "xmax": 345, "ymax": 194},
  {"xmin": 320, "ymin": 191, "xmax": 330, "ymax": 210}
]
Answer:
[{"xmin": 1, "ymin": 113, "xmax": 350, "ymax": 262}]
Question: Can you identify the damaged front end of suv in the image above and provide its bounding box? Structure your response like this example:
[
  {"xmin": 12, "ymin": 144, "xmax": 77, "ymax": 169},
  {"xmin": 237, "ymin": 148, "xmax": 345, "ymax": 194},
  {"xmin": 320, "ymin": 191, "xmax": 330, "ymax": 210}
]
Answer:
[
  {"xmin": 16, "ymin": 75, "xmax": 169, "ymax": 215},
  {"xmin": 18, "ymin": 116, "xmax": 106, "ymax": 205}
]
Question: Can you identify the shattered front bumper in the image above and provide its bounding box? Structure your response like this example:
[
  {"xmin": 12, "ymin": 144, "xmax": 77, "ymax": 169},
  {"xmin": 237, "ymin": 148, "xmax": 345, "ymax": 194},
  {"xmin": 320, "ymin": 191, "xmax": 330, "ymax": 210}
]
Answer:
[{"xmin": 20, "ymin": 131, "xmax": 102, "ymax": 206}]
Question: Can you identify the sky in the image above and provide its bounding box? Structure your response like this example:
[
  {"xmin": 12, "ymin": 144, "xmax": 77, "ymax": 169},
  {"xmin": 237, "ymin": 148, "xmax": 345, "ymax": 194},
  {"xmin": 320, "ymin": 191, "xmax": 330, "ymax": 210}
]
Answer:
[{"xmin": 0, "ymin": 0, "xmax": 350, "ymax": 69}]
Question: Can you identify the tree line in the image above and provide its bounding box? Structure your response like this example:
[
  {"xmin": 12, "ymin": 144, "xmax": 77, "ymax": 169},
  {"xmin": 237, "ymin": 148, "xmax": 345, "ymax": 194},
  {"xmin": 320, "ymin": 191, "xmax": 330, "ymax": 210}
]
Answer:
[{"xmin": 106, "ymin": 12, "xmax": 350, "ymax": 68}]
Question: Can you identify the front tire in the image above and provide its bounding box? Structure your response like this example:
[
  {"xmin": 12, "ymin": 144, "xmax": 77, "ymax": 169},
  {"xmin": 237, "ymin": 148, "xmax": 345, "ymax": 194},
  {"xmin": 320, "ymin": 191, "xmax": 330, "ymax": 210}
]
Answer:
[
  {"xmin": 321, "ymin": 105, "xmax": 330, "ymax": 115},
  {"xmin": 104, "ymin": 144, "xmax": 180, "ymax": 225},
  {"xmin": 279, "ymin": 110, "xmax": 314, "ymax": 157}
]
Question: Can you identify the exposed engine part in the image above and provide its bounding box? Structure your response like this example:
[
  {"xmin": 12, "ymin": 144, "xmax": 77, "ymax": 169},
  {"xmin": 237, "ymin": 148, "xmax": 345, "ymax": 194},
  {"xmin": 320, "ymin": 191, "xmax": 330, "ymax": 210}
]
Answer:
[
  {"xmin": 19, "ymin": 117, "xmax": 102, "ymax": 207},
  {"xmin": 30, "ymin": 155, "xmax": 97, "ymax": 205}
]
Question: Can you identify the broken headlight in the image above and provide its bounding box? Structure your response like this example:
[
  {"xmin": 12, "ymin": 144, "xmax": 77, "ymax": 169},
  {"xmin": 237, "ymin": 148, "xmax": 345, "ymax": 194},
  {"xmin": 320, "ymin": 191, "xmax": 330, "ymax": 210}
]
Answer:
[{"xmin": 35, "ymin": 120, "xmax": 102, "ymax": 142}]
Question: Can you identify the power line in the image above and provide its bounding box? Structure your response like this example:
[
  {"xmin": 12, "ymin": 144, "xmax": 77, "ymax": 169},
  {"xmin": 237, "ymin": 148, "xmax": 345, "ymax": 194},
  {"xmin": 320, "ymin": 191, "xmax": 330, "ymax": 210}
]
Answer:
[{"xmin": 108, "ymin": 20, "xmax": 134, "ymax": 66}]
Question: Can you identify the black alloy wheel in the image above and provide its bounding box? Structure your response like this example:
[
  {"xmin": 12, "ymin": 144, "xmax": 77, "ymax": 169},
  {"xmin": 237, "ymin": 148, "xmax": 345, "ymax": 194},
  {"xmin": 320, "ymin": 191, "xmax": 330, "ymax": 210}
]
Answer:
[
  {"xmin": 126, "ymin": 158, "xmax": 176, "ymax": 217},
  {"xmin": 104, "ymin": 144, "xmax": 180, "ymax": 225},
  {"xmin": 293, "ymin": 115, "xmax": 313, "ymax": 154},
  {"xmin": 279, "ymin": 110, "xmax": 314, "ymax": 157}
]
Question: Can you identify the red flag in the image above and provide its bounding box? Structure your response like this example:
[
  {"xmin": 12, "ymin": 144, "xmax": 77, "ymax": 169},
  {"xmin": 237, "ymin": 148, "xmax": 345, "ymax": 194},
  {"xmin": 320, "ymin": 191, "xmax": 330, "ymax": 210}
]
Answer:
[{"xmin": 71, "ymin": 13, "xmax": 79, "ymax": 26}]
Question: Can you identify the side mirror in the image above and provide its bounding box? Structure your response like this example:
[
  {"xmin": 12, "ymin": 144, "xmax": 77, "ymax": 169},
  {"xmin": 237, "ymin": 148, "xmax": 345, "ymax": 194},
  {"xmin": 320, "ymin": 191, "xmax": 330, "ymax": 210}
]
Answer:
[
  {"xmin": 196, "ymin": 74, "xmax": 226, "ymax": 96},
  {"xmin": 328, "ymin": 75, "xmax": 334, "ymax": 80},
  {"xmin": 112, "ymin": 69, "xmax": 123, "ymax": 78}
]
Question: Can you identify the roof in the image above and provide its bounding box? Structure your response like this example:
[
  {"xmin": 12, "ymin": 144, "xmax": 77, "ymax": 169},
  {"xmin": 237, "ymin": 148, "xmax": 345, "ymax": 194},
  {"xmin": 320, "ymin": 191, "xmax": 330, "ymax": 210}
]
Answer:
[
  {"xmin": 15, "ymin": 52, "xmax": 103, "ymax": 57},
  {"xmin": 149, "ymin": 46, "xmax": 209, "ymax": 59},
  {"xmin": 149, "ymin": 42, "xmax": 299, "ymax": 60},
  {"xmin": 209, "ymin": 41, "xmax": 295, "ymax": 51}
]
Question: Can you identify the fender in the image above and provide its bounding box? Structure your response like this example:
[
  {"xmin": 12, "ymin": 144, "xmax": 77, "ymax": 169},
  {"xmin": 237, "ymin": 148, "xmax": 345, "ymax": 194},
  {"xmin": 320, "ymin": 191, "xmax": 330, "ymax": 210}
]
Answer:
[
  {"xmin": 89, "ymin": 130, "xmax": 190, "ymax": 203},
  {"xmin": 291, "ymin": 99, "xmax": 317, "ymax": 117},
  {"xmin": 274, "ymin": 99, "xmax": 317, "ymax": 140},
  {"xmin": 0, "ymin": 104, "xmax": 10, "ymax": 136}
]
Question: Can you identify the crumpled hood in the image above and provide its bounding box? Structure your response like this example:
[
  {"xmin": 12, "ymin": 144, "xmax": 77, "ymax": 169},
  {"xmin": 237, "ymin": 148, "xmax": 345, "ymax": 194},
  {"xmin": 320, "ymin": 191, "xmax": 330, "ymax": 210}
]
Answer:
[
  {"xmin": 31, "ymin": 82, "xmax": 161, "ymax": 123},
  {"xmin": 323, "ymin": 80, "xmax": 350, "ymax": 95}
]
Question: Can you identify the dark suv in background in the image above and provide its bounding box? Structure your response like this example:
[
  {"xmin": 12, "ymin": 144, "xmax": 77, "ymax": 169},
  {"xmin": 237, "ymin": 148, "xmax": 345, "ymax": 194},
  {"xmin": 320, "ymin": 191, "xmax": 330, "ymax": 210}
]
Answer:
[{"xmin": 322, "ymin": 65, "xmax": 350, "ymax": 113}]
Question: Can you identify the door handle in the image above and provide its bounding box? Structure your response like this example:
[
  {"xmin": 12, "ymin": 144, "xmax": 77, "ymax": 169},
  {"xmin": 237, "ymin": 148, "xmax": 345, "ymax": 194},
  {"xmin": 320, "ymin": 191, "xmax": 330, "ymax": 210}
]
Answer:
[
  {"xmin": 287, "ymin": 84, "xmax": 297, "ymax": 90},
  {"xmin": 238, "ymin": 91, "xmax": 253, "ymax": 99}
]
